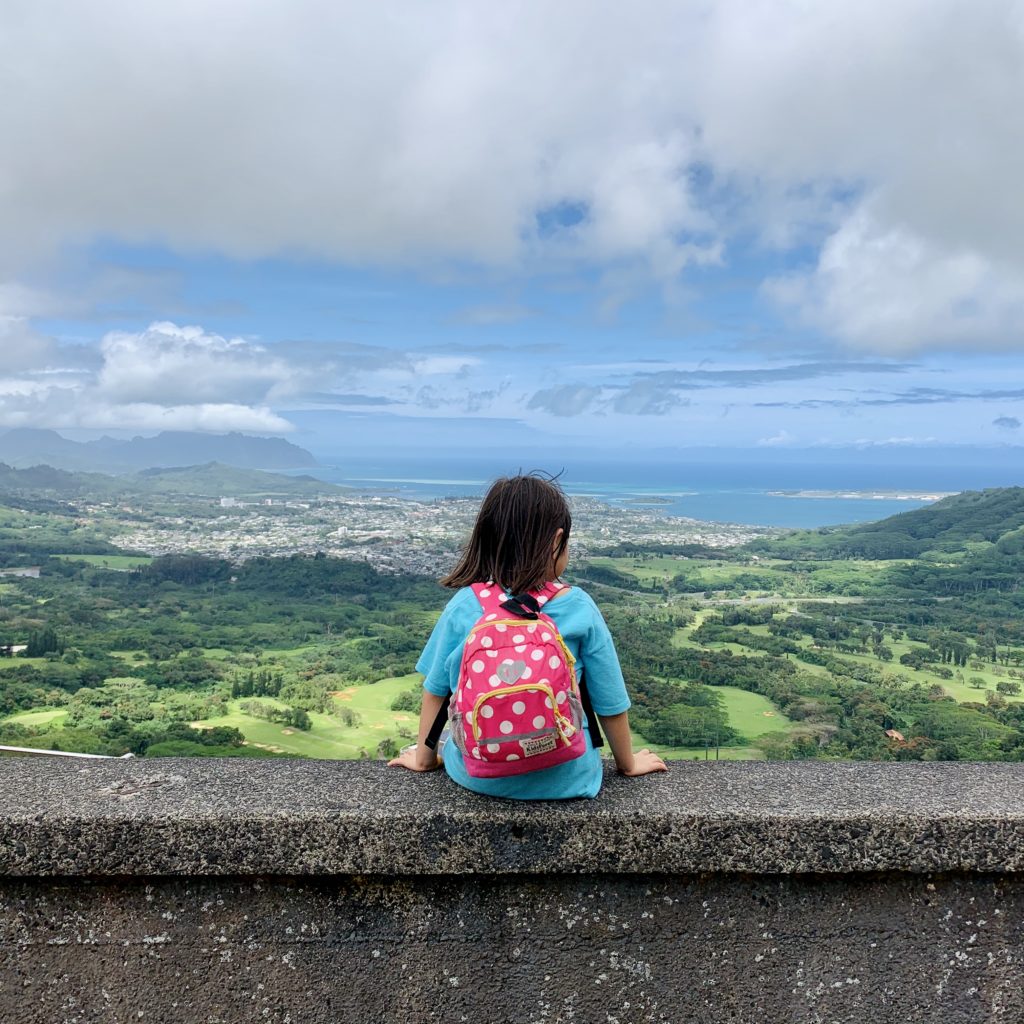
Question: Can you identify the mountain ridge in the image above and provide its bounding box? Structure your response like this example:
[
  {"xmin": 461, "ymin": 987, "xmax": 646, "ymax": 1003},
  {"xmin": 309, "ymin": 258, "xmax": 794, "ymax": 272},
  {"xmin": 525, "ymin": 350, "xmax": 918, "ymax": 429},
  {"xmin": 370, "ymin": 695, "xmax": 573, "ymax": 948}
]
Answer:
[
  {"xmin": 0, "ymin": 460, "xmax": 344, "ymax": 500},
  {"xmin": 748, "ymin": 486, "xmax": 1024, "ymax": 559},
  {"xmin": 0, "ymin": 429, "xmax": 317, "ymax": 473}
]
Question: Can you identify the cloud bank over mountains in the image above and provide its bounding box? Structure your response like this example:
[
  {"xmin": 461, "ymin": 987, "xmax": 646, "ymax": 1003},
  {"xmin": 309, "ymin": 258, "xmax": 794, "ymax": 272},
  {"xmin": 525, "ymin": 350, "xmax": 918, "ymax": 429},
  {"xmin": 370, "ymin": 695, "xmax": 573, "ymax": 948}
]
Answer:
[
  {"xmin": 4, "ymin": 317, "xmax": 1020, "ymax": 454},
  {"xmin": 0, "ymin": 1, "xmax": 1021, "ymax": 446}
]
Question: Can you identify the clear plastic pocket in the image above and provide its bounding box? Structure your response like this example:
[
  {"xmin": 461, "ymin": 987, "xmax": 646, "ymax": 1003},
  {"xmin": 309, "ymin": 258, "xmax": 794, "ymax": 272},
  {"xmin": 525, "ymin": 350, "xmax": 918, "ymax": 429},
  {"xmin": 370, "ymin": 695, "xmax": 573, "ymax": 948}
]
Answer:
[
  {"xmin": 568, "ymin": 691, "xmax": 584, "ymax": 732},
  {"xmin": 449, "ymin": 711, "xmax": 468, "ymax": 754}
]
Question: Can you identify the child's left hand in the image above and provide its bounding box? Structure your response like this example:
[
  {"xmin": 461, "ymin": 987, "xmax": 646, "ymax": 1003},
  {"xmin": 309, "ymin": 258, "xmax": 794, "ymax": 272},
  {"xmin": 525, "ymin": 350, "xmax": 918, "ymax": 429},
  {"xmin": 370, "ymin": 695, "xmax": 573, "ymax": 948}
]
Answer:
[{"xmin": 387, "ymin": 745, "xmax": 444, "ymax": 772}]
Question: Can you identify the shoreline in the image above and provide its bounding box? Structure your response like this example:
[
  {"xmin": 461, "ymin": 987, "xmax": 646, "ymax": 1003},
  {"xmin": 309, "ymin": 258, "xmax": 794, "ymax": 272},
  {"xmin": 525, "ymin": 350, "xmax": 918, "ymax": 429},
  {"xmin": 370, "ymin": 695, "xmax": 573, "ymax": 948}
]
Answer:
[{"xmin": 767, "ymin": 489, "xmax": 955, "ymax": 501}]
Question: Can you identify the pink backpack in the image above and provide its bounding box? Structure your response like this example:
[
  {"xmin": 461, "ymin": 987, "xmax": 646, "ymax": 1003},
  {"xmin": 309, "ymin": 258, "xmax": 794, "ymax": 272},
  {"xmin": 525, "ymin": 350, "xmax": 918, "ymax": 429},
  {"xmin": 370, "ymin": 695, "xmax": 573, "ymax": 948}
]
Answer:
[{"xmin": 448, "ymin": 581, "xmax": 587, "ymax": 777}]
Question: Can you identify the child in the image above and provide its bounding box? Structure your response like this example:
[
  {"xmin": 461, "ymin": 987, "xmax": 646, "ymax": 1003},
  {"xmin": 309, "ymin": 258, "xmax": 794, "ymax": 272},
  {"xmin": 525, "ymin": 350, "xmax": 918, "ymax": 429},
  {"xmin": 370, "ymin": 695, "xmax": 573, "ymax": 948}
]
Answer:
[{"xmin": 388, "ymin": 473, "xmax": 667, "ymax": 798}]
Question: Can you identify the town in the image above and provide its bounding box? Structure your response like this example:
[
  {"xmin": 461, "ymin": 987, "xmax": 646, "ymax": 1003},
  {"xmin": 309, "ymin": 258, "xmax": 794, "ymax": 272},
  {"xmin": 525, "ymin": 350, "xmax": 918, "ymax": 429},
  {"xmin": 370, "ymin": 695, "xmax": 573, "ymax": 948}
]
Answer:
[{"xmin": 107, "ymin": 491, "xmax": 780, "ymax": 576}]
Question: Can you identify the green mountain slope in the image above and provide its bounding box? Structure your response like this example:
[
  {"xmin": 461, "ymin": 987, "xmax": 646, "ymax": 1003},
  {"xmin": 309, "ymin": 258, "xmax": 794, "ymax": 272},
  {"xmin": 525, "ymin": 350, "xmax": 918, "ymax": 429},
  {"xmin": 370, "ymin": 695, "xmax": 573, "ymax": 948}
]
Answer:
[
  {"xmin": 749, "ymin": 486, "xmax": 1024, "ymax": 559},
  {"xmin": 0, "ymin": 461, "xmax": 344, "ymax": 501},
  {"xmin": 134, "ymin": 462, "xmax": 344, "ymax": 497}
]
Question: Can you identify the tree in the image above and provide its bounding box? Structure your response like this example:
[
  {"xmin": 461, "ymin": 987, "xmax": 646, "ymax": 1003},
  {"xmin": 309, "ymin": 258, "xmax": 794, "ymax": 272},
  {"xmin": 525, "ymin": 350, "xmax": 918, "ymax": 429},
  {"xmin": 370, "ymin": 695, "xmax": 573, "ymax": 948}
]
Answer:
[{"xmin": 25, "ymin": 627, "xmax": 62, "ymax": 657}]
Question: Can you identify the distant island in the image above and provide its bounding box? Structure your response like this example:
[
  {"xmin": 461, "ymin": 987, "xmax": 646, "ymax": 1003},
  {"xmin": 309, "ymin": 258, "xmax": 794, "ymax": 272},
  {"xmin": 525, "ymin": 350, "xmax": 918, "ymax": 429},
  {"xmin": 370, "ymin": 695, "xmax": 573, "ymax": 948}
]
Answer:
[{"xmin": 620, "ymin": 495, "xmax": 676, "ymax": 505}]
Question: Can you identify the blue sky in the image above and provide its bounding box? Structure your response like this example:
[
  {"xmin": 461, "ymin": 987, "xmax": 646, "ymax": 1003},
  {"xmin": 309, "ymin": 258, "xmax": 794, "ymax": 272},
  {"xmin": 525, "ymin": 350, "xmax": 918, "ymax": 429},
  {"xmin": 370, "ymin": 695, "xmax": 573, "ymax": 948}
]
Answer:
[{"xmin": 1, "ymin": 2, "xmax": 1023, "ymax": 462}]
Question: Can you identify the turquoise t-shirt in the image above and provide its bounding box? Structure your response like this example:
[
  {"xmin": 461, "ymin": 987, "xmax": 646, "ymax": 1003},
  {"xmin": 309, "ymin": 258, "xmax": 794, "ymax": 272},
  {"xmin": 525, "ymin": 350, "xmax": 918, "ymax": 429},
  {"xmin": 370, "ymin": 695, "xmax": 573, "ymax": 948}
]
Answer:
[{"xmin": 416, "ymin": 585, "xmax": 630, "ymax": 799}]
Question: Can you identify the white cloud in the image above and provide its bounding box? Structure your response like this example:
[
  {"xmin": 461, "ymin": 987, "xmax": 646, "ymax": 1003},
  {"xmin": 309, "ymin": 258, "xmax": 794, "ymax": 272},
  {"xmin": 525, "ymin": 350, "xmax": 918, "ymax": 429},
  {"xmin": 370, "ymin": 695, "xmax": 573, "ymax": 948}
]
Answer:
[
  {"xmin": 0, "ymin": 321, "xmax": 299, "ymax": 432},
  {"xmin": 528, "ymin": 385, "xmax": 604, "ymax": 417},
  {"xmin": 765, "ymin": 202, "xmax": 1024, "ymax": 352},
  {"xmin": 409, "ymin": 355, "xmax": 480, "ymax": 377},
  {"xmin": 757, "ymin": 430, "xmax": 795, "ymax": 447},
  {"xmin": 0, "ymin": 397, "xmax": 291, "ymax": 433},
  {"xmin": 97, "ymin": 322, "xmax": 304, "ymax": 405},
  {"xmin": 0, "ymin": 0, "xmax": 1021, "ymax": 352}
]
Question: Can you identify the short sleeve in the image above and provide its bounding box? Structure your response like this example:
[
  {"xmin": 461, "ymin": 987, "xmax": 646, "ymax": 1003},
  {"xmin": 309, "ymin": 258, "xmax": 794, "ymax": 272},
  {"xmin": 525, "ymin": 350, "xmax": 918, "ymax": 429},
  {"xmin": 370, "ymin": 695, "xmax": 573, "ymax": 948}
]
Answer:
[
  {"xmin": 578, "ymin": 601, "xmax": 631, "ymax": 716},
  {"xmin": 416, "ymin": 593, "xmax": 470, "ymax": 697}
]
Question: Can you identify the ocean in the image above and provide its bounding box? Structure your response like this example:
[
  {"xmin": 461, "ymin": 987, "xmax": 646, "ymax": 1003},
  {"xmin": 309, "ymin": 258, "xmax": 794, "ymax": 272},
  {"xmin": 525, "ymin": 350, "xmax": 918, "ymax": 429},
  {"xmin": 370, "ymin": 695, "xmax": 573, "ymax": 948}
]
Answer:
[{"xmin": 295, "ymin": 453, "xmax": 1022, "ymax": 529}]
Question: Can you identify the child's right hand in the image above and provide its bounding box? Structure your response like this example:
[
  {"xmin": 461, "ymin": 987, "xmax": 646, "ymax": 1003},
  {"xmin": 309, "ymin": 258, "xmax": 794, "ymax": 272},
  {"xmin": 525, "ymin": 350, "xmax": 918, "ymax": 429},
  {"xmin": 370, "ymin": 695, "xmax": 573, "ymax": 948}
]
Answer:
[
  {"xmin": 387, "ymin": 744, "xmax": 444, "ymax": 772},
  {"xmin": 619, "ymin": 748, "xmax": 668, "ymax": 777}
]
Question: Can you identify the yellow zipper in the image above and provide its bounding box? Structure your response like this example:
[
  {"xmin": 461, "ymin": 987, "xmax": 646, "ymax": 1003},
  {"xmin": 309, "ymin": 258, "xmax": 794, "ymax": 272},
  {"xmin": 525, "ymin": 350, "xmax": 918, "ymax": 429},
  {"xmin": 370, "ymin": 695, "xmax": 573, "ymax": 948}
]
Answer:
[
  {"xmin": 465, "ymin": 619, "xmax": 578, "ymax": 671},
  {"xmin": 471, "ymin": 681, "xmax": 573, "ymax": 747}
]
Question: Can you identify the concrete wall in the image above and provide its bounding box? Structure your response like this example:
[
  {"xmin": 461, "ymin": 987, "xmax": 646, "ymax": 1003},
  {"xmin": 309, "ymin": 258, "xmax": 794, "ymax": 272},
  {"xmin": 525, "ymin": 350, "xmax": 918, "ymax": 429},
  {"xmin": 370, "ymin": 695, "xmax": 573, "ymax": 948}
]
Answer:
[{"xmin": 3, "ymin": 759, "xmax": 1024, "ymax": 1023}]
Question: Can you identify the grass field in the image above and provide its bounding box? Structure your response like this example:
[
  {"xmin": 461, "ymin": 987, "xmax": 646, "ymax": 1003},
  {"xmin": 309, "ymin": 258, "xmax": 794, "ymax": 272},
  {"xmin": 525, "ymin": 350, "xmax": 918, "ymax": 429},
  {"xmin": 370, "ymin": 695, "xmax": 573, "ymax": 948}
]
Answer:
[
  {"xmin": 187, "ymin": 667, "xmax": 789, "ymax": 762},
  {"xmin": 588, "ymin": 554, "xmax": 915, "ymax": 599},
  {"xmin": 629, "ymin": 729, "xmax": 766, "ymax": 761},
  {"xmin": 191, "ymin": 674, "xmax": 421, "ymax": 759},
  {"xmin": 0, "ymin": 657, "xmax": 48, "ymax": 671},
  {"xmin": 54, "ymin": 554, "xmax": 153, "ymax": 569},
  {"xmin": 716, "ymin": 685, "xmax": 794, "ymax": 737},
  {"xmin": 1, "ymin": 708, "xmax": 68, "ymax": 728}
]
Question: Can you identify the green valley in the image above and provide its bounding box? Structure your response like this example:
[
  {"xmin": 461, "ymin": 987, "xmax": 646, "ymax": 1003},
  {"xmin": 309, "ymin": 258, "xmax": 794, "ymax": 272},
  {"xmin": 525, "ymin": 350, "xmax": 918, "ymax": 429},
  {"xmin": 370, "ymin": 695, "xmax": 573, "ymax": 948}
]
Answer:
[{"xmin": 4, "ymin": 481, "xmax": 1024, "ymax": 764}]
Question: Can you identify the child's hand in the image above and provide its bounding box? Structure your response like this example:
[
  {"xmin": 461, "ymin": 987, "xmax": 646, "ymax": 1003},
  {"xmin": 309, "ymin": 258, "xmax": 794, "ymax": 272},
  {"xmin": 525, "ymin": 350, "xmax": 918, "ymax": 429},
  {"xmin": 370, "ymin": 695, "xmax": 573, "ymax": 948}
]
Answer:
[
  {"xmin": 387, "ymin": 744, "xmax": 444, "ymax": 772},
  {"xmin": 618, "ymin": 748, "xmax": 668, "ymax": 777}
]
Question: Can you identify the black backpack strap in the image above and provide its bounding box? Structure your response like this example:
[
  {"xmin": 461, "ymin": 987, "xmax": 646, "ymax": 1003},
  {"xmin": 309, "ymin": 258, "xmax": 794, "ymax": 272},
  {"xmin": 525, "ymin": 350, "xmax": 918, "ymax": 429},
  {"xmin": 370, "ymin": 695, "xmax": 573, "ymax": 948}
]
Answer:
[
  {"xmin": 424, "ymin": 693, "xmax": 450, "ymax": 750},
  {"xmin": 578, "ymin": 669, "xmax": 604, "ymax": 749}
]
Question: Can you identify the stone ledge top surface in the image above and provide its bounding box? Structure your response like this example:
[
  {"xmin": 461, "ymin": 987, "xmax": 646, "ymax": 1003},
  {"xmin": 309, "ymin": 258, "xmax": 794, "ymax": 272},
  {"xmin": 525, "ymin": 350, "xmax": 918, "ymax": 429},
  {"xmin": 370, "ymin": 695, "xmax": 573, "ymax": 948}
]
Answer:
[{"xmin": 1, "ymin": 758, "xmax": 1022, "ymax": 876}]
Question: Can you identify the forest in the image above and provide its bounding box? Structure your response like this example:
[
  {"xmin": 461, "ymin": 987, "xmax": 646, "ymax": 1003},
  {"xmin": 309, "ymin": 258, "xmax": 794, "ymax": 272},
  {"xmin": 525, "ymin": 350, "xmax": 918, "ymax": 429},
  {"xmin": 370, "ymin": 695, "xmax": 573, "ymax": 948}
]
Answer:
[{"xmin": 3, "ymin": 486, "xmax": 1024, "ymax": 762}]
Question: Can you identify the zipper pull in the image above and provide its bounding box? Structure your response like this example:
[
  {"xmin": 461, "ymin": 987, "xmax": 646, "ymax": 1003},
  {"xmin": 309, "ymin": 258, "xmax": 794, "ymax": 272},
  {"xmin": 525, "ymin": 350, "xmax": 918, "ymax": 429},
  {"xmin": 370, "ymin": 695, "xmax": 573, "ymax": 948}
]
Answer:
[{"xmin": 555, "ymin": 713, "xmax": 577, "ymax": 743}]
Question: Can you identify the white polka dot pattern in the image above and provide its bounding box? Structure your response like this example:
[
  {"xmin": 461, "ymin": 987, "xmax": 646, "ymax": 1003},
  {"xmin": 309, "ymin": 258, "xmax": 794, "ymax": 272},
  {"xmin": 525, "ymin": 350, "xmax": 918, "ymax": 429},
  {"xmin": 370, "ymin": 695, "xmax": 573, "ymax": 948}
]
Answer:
[{"xmin": 455, "ymin": 589, "xmax": 586, "ymax": 775}]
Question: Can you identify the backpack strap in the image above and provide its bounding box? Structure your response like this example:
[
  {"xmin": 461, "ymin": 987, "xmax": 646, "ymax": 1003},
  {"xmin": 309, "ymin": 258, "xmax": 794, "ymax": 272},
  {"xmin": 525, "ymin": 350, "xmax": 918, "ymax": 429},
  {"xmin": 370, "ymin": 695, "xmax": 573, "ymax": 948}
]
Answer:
[
  {"xmin": 577, "ymin": 669, "xmax": 604, "ymax": 749},
  {"xmin": 471, "ymin": 580, "xmax": 568, "ymax": 619},
  {"xmin": 470, "ymin": 581, "xmax": 510, "ymax": 616}
]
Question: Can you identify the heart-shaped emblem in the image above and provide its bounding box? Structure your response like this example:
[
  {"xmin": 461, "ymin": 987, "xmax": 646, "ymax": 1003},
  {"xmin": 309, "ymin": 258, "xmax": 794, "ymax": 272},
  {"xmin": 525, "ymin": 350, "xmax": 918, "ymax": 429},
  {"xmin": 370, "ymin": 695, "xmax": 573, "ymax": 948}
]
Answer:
[{"xmin": 496, "ymin": 660, "xmax": 527, "ymax": 685}]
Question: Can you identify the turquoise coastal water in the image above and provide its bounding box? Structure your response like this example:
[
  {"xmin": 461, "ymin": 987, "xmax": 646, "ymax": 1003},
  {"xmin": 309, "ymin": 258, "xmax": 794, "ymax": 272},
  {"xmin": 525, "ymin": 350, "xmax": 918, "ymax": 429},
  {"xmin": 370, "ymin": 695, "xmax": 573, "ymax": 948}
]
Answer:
[
  {"xmin": 292, "ymin": 450, "xmax": 1023, "ymax": 528},
  {"xmin": 297, "ymin": 464, "xmax": 953, "ymax": 528}
]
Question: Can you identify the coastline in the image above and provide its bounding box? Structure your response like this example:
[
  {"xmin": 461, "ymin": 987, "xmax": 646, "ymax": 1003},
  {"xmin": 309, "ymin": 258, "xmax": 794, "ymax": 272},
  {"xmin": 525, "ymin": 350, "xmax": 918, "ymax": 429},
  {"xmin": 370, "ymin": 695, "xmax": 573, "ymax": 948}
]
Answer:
[
  {"xmin": 767, "ymin": 489, "xmax": 957, "ymax": 502},
  {"xmin": 287, "ymin": 467, "xmax": 945, "ymax": 529}
]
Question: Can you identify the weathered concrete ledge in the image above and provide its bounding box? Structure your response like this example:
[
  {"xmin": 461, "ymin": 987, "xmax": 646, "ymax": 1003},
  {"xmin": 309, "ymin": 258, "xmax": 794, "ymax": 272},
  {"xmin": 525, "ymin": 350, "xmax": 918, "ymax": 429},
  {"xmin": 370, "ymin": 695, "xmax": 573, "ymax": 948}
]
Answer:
[
  {"xmin": 6, "ymin": 760, "xmax": 1024, "ymax": 1023},
  {"xmin": 1, "ymin": 758, "xmax": 1023, "ymax": 876}
]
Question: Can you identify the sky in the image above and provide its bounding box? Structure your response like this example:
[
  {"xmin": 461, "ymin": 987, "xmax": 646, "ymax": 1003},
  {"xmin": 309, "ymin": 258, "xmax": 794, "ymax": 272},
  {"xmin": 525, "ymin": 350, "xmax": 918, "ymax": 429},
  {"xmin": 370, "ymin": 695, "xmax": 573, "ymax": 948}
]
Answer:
[{"xmin": 1, "ymin": 1, "xmax": 1023, "ymax": 463}]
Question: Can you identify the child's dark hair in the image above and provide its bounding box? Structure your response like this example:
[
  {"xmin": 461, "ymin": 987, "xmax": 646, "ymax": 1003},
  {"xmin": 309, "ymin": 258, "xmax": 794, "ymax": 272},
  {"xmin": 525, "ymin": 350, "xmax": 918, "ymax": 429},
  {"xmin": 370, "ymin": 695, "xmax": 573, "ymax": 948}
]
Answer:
[{"xmin": 441, "ymin": 472, "xmax": 572, "ymax": 594}]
